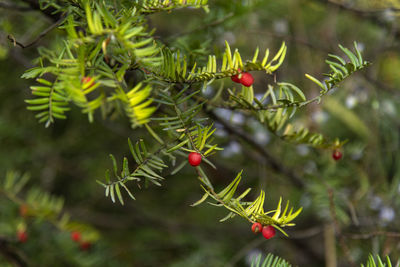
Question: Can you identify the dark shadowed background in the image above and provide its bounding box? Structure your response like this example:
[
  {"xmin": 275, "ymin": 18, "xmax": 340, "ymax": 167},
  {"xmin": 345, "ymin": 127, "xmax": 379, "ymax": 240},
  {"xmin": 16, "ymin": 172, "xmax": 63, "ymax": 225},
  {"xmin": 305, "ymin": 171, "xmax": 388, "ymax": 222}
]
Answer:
[{"xmin": 0, "ymin": 0, "xmax": 400, "ymax": 266}]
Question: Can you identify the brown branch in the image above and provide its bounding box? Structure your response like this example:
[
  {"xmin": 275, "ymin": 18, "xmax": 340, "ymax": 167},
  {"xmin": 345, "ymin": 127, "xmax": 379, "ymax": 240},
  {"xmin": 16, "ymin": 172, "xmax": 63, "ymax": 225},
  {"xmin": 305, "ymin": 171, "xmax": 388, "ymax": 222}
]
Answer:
[
  {"xmin": 324, "ymin": 223, "xmax": 337, "ymax": 267},
  {"xmin": 7, "ymin": 15, "xmax": 65, "ymax": 49},
  {"xmin": 167, "ymin": 12, "xmax": 234, "ymax": 40},
  {"xmin": 326, "ymin": 187, "xmax": 356, "ymax": 267},
  {"xmin": 346, "ymin": 231, "xmax": 400, "ymax": 240},
  {"xmin": 205, "ymin": 108, "xmax": 305, "ymax": 188},
  {"xmin": 314, "ymin": 0, "xmax": 400, "ymax": 39}
]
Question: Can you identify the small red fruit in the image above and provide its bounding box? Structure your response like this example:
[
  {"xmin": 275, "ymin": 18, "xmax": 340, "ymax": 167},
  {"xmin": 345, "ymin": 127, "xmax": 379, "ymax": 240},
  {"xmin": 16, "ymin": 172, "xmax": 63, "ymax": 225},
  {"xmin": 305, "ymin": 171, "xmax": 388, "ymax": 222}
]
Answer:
[
  {"xmin": 240, "ymin": 72, "xmax": 254, "ymax": 87},
  {"xmin": 17, "ymin": 230, "xmax": 28, "ymax": 243},
  {"xmin": 19, "ymin": 204, "xmax": 28, "ymax": 217},
  {"xmin": 80, "ymin": 241, "xmax": 92, "ymax": 251},
  {"xmin": 231, "ymin": 75, "xmax": 241, "ymax": 83},
  {"xmin": 188, "ymin": 152, "xmax": 202, "ymax": 167},
  {"xmin": 332, "ymin": 150, "xmax": 342, "ymax": 161},
  {"xmin": 251, "ymin": 222, "xmax": 263, "ymax": 234},
  {"xmin": 71, "ymin": 231, "xmax": 81, "ymax": 242},
  {"xmin": 262, "ymin": 225, "xmax": 276, "ymax": 240},
  {"xmin": 81, "ymin": 76, "xmax": 95, "ymax": 88}
]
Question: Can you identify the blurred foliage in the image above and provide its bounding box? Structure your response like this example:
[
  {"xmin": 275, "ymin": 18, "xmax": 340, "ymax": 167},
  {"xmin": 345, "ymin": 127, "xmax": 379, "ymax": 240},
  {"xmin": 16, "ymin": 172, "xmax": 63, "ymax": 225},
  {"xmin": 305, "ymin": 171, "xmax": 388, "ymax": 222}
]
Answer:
[{"xmin": 0, "ymin": 0, "xmax": 400, "ymax": 266}]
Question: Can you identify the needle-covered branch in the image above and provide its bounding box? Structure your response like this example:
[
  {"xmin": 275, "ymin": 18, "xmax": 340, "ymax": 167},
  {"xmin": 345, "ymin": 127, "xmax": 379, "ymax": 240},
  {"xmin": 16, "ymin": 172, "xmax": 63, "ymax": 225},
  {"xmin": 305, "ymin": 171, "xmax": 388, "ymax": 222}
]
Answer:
[{"xmin": 193, "ymin": 169, "xmax": 302, "ymax": 236}]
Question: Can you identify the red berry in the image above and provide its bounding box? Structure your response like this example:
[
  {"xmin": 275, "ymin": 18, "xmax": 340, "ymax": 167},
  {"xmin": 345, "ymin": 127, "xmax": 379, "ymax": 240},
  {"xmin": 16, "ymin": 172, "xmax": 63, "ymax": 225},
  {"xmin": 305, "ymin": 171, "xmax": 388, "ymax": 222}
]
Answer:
[
  {"xmin": 251, "ymin": 222, "xmax": 263, "ymax": 234},
  {"xmin": 71, "ymin": 231, "xmax": 81, "ymax": 242},
  {"xmin": 262, "ymin": 226, "xmax": 276, "ymax": 239},
  {"xmin": 17, "ymin": 230, "xmax": 28, "ymax": 243},
  {"xmin": 81, "ymin": 76, "xmax": 95, "ymax": 88},
  {"xmin": 188, "ymin": 152, "xmax": 202, "ymax": 167},
  {"xmin": 231, "ymin": 69, "xmax": 241, "ymax": 83},
  {"xmin": 80, "ymin": 241, "xmax": 92, "ymax": 251},
  {"xmin": 231, "ymin": 75, "xmax": 241, "ymax": 83},
  {"xmin": 332, "ymin": 150, "xmax": 342, "ymax": 161},
  {"xmin": 19, "ymin": 205, "xmax": 28, "ymax": 217},
  {"xmin": 240, "ymin": 72, "xmax": 254, "ymax": 87}
]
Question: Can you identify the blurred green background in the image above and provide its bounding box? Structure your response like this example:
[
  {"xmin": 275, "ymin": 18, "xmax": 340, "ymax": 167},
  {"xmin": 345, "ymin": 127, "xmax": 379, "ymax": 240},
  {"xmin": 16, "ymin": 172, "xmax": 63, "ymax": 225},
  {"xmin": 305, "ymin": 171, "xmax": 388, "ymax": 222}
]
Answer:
[{"xmin": 0, "ymin": 0, "xmax": 400, "ymax": 266}]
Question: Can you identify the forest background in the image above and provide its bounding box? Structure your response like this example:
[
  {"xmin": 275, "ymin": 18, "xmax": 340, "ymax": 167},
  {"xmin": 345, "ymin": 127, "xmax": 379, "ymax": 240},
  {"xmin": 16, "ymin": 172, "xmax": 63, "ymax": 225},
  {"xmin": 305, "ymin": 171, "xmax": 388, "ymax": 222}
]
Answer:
[{"xmin": 0, "ymin": 0, "xmax": 400, "ymax": 266}]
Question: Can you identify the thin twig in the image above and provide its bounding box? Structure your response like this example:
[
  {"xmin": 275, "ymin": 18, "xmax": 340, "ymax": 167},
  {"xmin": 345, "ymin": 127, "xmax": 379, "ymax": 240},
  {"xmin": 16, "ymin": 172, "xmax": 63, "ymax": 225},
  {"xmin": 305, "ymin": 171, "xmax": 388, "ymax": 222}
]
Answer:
[
  {"xmin": 314, "ymin": 0, "xmax": 400, "ymax": 39},
  {"xmin": 205, "ymin": 108, "xmax": 305, "ymax": 188},
  {"xmin": 346, "ymin": 231, "xmax": 400, "ymax": 240},
  {"xmin": 7, "ymin": 15, "xmax": 65, "ymax": 49},
  {"xmin": 326, "ymin": 187, "xmax": 357, "ymax": 267}
]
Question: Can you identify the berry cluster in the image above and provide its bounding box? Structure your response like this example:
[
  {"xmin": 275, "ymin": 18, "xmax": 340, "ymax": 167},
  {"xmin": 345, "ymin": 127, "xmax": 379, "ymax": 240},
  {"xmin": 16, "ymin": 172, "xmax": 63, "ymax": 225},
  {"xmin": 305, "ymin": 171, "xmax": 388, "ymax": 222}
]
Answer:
[
  {"xmin": 231, "ymin": 69, "xmax": 254, "ymax": 87},
  {"xmin": 71, "ymin": 231, "xmax": 92, "ymax": 251},
  {"xmin": 251, "ymin": 222, "xmax": 276, "ymax": 240},
  {"xmin": 16, "ymin": 204, "xmax": 91, "ymax": 251}
]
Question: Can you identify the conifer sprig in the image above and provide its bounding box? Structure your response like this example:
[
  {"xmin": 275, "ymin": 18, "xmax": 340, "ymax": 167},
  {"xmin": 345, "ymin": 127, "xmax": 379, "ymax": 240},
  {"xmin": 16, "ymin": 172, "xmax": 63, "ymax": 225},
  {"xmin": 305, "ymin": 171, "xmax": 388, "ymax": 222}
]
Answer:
[
  {"xmin": 19, "ymin": 0, "xmax": 368, "ymax": 238},
  {"xmin": 138, "ymin": 0, "xmax": 209, "ymax": 14},
  {"xmin": 0, "ymin": 170, "xmax": 99, "ymax": 240},
  {"xmin": 97, "ymin": 139, "xmax": 168, "ymax": 205},
  {"xmin": 251, "ymin": 253, "xmax": 292, "ymax": 267},
  {"xmin": 24, "ymin": 78, "xmax": 70, "ymax": 127},
  {"xmin": 154, "ymin": 42, "xmax": 287, "ymax": 83},
  {"xmin": 224, "ymin": 42, "xmax": 369, "ymax": 149},
  {"xmin": 361, "ymin": 255, "xmax": 396, "ymax": 267},
  {"xmin": 193, "ymin": 170, "xmax": 302, "ymax": 236},
  {"xmin": 154, "ymin": 84, "xmax": 223, "ymax": 156}
]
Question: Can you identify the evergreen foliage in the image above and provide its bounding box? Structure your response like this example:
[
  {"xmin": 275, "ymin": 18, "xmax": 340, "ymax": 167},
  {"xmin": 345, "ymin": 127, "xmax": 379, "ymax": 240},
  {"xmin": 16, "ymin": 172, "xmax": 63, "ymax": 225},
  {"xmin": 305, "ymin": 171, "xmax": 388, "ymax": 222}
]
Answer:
[
  {"xmin": 0, "ymin": 170, "xmax": 98, "ymax": 241},
  {"xmin": 1, "ymin": 0, "xmax": 399, "ymax": 266},
  {"xmin": 251, "ymin": 253, "xmax": 292, "ymax": 267},
  {"xmin": 20, "ymin": 0, "xmax": 368, "ymax": 241},
  {"xmin": 361, "ymin": 255, "xmax": 398, "ymax": 267}
]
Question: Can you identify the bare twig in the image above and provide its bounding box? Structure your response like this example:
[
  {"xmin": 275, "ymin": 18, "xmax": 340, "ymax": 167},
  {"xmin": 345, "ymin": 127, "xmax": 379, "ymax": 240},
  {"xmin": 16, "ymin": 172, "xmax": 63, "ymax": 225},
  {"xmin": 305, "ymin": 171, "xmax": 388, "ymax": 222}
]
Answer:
[
  {"xmin": 324, "ymin": 223, "xmax": 337, "ymax": 267},
  {"xmin": 224, "ymin": 237, "xmax": 266, "ymax": 267},
  {"xmin": 205, "ymin": 108, "xmax": 305, "ymax": 188},
  {"xmin": 314, "ymin": 0, "xmax": 400, "ymax": 39},
  {"xmin": 346, "ymin": 231, "xmax": 400, "ymax": 240},
  {"xmin": 7, "ymin": 15, "xmax": 65, "ymax": 49},
  {"xmin": 326, "ymin": 187, "xmax": 356, "ymax": 267}
]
